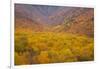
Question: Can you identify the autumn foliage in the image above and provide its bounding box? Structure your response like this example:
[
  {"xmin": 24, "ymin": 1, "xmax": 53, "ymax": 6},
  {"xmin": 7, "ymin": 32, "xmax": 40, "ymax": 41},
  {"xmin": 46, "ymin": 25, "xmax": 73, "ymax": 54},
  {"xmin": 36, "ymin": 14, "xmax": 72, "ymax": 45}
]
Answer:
[{"xmin": 15, "ymin": 31, "xmax": 94, "ymax": 65}]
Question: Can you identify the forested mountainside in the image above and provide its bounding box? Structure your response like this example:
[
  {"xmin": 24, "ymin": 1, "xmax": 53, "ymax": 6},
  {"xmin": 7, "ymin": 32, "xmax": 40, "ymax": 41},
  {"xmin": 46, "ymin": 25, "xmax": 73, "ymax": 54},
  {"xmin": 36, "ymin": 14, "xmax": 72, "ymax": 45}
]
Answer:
[
  {"xmin": 15, "ymin": 4, "xmax": 94, "ymax": 65},
  {"xmin": 15, "ymin": 4, "xmax": 94, "ymax": 37}
]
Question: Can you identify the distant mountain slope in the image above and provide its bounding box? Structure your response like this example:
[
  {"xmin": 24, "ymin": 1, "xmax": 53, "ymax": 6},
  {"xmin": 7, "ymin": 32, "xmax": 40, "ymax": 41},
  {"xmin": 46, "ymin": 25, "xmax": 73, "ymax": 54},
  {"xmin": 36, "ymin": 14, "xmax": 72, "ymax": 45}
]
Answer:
[
  {"xmin": 15, "ymin": 4, "xmax": 94, "ymax": 37},
  {"xmin": 15, "ymin": 4, "xmax": 45, "ymax": 32},
  {"xmin": 66, "ymin": 9, "xmax": 94, "ymax": 37},
  {"xmin": 52, "ymin": 8, "xmax": 94, "ymax": 37},
  {"xmin": 15, "ymin": 17, "xmax": 44, "ymax": 32}
]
